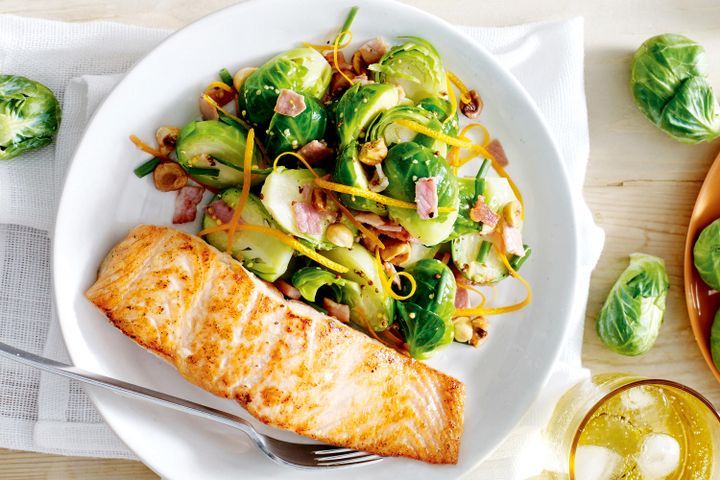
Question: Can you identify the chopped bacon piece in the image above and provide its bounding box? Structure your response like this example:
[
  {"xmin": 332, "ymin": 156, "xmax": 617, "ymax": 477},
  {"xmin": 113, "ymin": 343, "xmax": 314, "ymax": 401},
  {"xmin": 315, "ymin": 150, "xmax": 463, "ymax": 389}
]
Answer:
[
  {"xmin": 354, "ymin": 212, "xmax": 411, "ymax": 241},
  {"xmin": 206, "ymin": 199, "xmax": 235, "ymax": 224},
  {"xmin": 371, "ymin": 226, "xmax": 411, "ymax": 242},
  {"xmin": 486, "ymin": 139, "xmax": 508, "ymax": 167},
  {"xmin": 274, "ymin": 89, "xmax": 306, "ymax": 117},
  {"xmin": 353, "ymin": 212, "xmax": 386, "ymax": 227},
  {"xmin": 322, "ymin": 298, "xmax": 350, "ymax": 323},
  {"xmin": 324, "ymin": 51, "xmax": 352, "ymax": 72},
  {"xmin": 469, "ymin": 195, "xmax": 499, "ymax": 229},
  {"xmin": 172, "ymin": 186, "xmax": 204, "ymax": 224},
  {"xmin": 503, "ymin": 225, "xmax": 525, "ymax": 257},
  {"xmin": 359, "ymin": 37, "xmax": 389, "ymax": 64},
  {"xmin": 275, "ymin": 279, "xmax": 301, "ymax": 300},
  {"xmin": 454, "ymin": 287, "xmax": 470, "ymax": 309},
  {"xmin": 415, "ymin": 177, "xmax": 438, "ymax": 220},
  {"xmin": 297, "ymin": 140, "xmax": 334, "ymax": 164},
  {"xmin": 293, "ymin": 202, "xmax": 335, "ymax": 235}
]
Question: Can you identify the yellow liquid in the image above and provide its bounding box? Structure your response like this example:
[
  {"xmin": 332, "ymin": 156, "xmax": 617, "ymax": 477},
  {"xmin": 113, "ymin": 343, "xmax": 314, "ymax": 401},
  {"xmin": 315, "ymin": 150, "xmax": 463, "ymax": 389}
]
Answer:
[{"xmin": 576, "ymin": 385, "xmax": 714, "ymax": 479}]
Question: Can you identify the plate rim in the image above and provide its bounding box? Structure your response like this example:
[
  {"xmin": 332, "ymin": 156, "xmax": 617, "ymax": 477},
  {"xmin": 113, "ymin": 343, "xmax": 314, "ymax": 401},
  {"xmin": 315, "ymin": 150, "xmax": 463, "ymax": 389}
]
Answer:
[{"xmin": 51, "ymin": 0, "xmax": 582, "ymax": 477}]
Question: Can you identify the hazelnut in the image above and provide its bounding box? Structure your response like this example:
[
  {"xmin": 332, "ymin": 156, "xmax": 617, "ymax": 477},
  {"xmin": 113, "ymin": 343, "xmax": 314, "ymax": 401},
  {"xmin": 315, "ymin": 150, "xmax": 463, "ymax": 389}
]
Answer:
[
  {"xmin": 232, "ymin": 67, "xmax": 257, "ymax": 91},
  {"xmin": 359, "ymin": 139, "xmax": 388, "ymax": 166},
  {"xmin": 460, "ymin": 89, "xmax": 483, "ymax": 119},
  {"xmin": 155, "ymin": 126, "xmax": 180, "ymax": 156},
  {"xmin": 380, "ymin": 239, "xmax": 411, "ymax": 266},
  {"xmin": 453, "ymin": 317, "xmax": 473, "ymax": 343},
  {"xmin": 326, "ymin": 223, "xmax": 354, "ymax": 248},
  {"xmin": 503, "ymin": 200, "xmax": 522, "ymax": 228},
  {"xmin": 153, "ymin": 162, "xmax": 188, "ymax": 192}
]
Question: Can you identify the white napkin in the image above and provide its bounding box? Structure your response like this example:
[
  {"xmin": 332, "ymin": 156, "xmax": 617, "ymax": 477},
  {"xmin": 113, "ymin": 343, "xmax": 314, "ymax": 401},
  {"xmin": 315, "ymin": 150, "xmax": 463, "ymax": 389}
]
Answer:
[{"xmin": 0, "ymin": 14, "xmax": 604, "ymax": 477}]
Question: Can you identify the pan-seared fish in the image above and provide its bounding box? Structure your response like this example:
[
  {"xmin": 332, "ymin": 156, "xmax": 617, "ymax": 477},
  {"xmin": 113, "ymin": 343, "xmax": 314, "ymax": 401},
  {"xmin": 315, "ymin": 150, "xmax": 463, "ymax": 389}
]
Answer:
[{"xmin": 86, "ymin": 225, "xmax": 465, "ymax": 464}]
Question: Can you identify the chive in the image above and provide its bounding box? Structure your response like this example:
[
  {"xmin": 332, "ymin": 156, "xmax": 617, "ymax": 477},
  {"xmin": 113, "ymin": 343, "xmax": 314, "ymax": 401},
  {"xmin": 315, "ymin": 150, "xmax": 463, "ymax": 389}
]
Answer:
[
  {"xmin": 474, "ymin": 158, "xmax": 491, "ymax": 198},
  {"xmin": 477, "ymin": 240, "xmax": 492, "ymax": 263},
  {"xmin": 186, "ymin": 166, "xmax": 220, "ymax": 178},
  {"xmin": 509, "ymin": 245, "xmax": 531, "ymax": 270},
  {"xmin": 219, "ymin": 68, "xmax": 233, "ymax": 87},
  {"xmin": 337, "ymin": 6, "xmax": 359, "ymax": 43},
  {"xmin": 133, "ymin": 157, "xmax": 160, "ymax": 178},
  {"xmin": 211, "ymin": 155, "xmax": 272, "ymax": 175}
]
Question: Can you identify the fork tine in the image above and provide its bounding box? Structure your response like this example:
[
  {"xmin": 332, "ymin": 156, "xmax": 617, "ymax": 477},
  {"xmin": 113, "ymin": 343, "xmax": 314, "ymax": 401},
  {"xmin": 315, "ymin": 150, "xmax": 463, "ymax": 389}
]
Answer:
[
  {"xmin": 315, "ymin": 450, "xmax": 372, "ymax": 461},
  {"xmin": 316, "ymin": 455, "xmax": 383, "ymax": 467},
  {"xmin": 313, "ymin": 447, "xmax": 355, "ymax": 455}
]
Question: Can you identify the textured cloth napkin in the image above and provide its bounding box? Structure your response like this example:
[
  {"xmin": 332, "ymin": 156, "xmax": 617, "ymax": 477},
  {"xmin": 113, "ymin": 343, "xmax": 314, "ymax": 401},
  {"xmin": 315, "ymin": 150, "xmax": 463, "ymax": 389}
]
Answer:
[{"xmin": 0, "ymin": 13, "xmax": 603, "ymax": 478}]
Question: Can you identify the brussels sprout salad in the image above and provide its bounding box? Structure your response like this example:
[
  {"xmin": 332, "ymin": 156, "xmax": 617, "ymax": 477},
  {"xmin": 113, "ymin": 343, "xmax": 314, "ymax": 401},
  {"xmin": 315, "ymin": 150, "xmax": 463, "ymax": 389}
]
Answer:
[{"xmin": 128, "ymin": 7, "xmax": 532, "ymax": 360}]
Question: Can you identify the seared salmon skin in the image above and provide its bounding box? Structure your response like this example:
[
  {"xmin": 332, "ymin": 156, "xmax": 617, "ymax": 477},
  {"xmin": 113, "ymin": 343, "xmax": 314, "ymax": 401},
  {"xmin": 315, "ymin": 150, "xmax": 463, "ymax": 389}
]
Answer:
[{"xmin": 86, "ymin": 225, "xmax": 465, "ymax": 464}]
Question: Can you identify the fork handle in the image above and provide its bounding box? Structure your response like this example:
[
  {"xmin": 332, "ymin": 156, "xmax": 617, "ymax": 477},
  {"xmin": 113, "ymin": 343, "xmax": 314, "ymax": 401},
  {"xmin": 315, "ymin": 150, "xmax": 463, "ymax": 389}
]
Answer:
[{"xmin": 0, "ymin": 340, "xmax": 260, "ymax": 441}]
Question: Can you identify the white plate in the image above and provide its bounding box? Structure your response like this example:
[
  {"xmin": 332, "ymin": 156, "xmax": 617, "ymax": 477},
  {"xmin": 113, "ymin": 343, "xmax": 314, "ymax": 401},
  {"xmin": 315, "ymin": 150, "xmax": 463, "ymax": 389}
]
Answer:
[{"xmin": 53, "ymin": 0, "xmax": 579, "ymax": 478}]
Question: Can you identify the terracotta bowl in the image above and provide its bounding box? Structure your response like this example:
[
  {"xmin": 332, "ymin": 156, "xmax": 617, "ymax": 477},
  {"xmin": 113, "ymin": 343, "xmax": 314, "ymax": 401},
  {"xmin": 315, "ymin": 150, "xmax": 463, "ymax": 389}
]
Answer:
[{"xmin": 684, "ymin": 151, "xmax": 720, "ymax": 383}]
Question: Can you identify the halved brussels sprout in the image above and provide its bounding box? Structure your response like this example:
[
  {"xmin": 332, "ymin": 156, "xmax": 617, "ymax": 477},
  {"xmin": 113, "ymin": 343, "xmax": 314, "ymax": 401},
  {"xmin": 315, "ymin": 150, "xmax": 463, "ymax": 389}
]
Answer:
[
  {"xmin": 417, "ymin": 96, "xmax": 459, "ymax": 137},
  {"xmin": 260, "ymin": 168, "xmax": 337, "ymax": 248},
  {"xmin": 452, "ymin": 232, "xmax": 506, "ymax": 285},
  {"xmin": 175, "ymin": 120, "xmax": 266, "ymax": 189},
  {"xmin": 365, "ymin": 105, "xmax": 448, "ymax": 156},
  {"xmin": 398, "ymin": 243, "xmax": 440, "ymax": 269},
  {"xmin": 239, "ymin": 47, "xmax": 332, "ymax": 126},
  {"xmin": 693, "ymin": 218, "xmax": 720, "ymax": 290},
  {"xmin": 202, "ymin": 189, "xmax": 293, "ymax": 282},
  {"xmin": 323, "ymin": 244, "xmax": 395, "ymax": 331},
  {"xmin": 335, "ymin": 82, "xmax": 401, "ymax": 147},
  {"xmin": 383, "ymin": 142, "xmax": 459, "ymax": 245},
  {"xmin": 292, "ymin": 266, "xmax": 348, "ymax": 302},
  {"xmin": 368, "ymin": 37, "xmax": 446, "ymax": 103},
  {"xmin": 596, "ymin": 253, "xmax": 669, "ymax": 356},
  {"xmin": 0, "ymin": 75, "xmax": 61, "ymax": 160},
  {"xmin": 712, "ymin": 308, "xmax": 720, "ymax": 371},
  {"xmin": 265, "ymin": 94, "xmax": 327, "ymax": 158},
  {"xmin": 332, "ymin": 142, "xmax": 387, "ymax": 215},
  {"xmin": 453, "ymin": 176, "xmax": 518, "ymax": 237}
]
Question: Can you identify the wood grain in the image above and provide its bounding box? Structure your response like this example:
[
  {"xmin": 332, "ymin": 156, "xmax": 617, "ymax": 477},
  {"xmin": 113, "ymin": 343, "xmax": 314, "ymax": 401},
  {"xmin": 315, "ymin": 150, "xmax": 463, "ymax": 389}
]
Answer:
[{"xmin": 1, "ymin": 0, "xmax": 720, "ymax": 478}]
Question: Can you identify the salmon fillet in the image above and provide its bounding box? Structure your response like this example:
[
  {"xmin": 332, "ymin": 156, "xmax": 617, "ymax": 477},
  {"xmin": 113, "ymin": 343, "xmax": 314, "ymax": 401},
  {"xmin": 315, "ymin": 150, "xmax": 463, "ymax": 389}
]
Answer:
[{"xmin": 85, "ymin": 225, "xmax": 465, "ymax": 464}]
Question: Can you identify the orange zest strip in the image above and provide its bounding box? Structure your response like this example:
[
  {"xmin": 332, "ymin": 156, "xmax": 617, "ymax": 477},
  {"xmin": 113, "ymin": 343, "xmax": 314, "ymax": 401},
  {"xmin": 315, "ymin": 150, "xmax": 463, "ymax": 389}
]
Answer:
[
  {"xmin": 222, "ymin": 128, "xmax": 255, "ymax": 254},
  {"xmin": 454, "ymin": 246, "xmax": 531, "ymax": 317},
  {"xmin": 206, "ymin": 81, "xmax": 234, "ymax": 93},
  {"xmin": 303, "ymin": 33, "xmax": 352, "ymax": 52},
  {"xmin": 374, "ymin": 250, "xmax": 417, "ymax": 301},
  {"xmin": 459, "ymin": 123, "xmax": 491, "ymax": 147},
  {"xmin": 457, "ymin": 282, "xmax": 487, "ymax": 307},
  {"xmin": 273, "ymin": 151, "xmax": 384, "ymax": 251},
  {"xmin": 447, "ymin": 71, "xmax": 471, "ymax": 104},
  {"xmin": 129, "ymin": 135, "xmax": 166, "ymax": 159},
  {"xmin": 394, "ymin": 119, "xmax": 474, "ymax": 149},
  {"xmin": 444, "ymin": 73, "xmax": 457, "ymax": 125},
  {"xmin": 333, "ymin": 30, "xmax": 354, "ymax": 87}
]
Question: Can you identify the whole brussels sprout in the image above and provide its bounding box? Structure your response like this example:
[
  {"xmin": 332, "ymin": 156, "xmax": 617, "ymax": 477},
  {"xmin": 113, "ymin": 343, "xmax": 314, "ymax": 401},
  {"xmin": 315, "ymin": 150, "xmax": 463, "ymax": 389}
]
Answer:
[
  {"xmin": 383, "ymin": 142, "xmax": 459, "ymax": 246},
  {"xmin": 175, "ymin": 120, "xmax": 266, "ymax": 189},
  {"xmin": 596, "ymin": 253, "xmax": 670, "ymax": 356},
  {"xmin": 365, "ymin": 104, "xmax": 449, "ymax": 156},
  {"xmin": 238, "ymin": 47, "xmax": 331, "ymax": 126},
  {"xmin": 631, "ymin": 34, "xmax": 720, "ymax": 143},
  {"xmin": 333, "ymin": 142, "xmax": 387, "ymax": 215},
  {"xmin": 335, "ymin": 82, "xmax": 400, "ymax": 148},
  {"xmin": 693, "ymin": 218, "xmax": 720, "ymax": 290},
  {"xmin": 711, "ymin": 308, "xmax": 720, "ymax": 371},
  {"xmin": 0, "ymin": 75, "xmax": 61, "ymax": 160},
  {"xmin": 368, "ymin": 37, "xmax": 446, "ymax": 103},
  {"xmin": 265, "ymin": 94, "xmax": 327, "ymax": 158}
]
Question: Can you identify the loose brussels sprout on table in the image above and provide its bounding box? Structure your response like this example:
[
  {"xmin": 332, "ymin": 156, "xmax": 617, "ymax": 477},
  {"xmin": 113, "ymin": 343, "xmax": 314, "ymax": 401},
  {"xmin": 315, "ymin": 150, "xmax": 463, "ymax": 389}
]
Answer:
[
  {"xmin": 128, "ymin": 7, "xmax": 532, "ymax": 360},
  {"xmin": 0, "ymin": 75, "xmax": 61, "ymax": 160},
  {"xmin": 631, "ymin": 34, "xmax": 720, "ymax": 143},
  {"xmin": 693, "ymin": 218, "xmax": 720, "ymax": 290},
  {"xmin": 712, "ymin": 309, "xmax": 720, "ymax": 371},
  {"xmin": 596, "ymin": 253, "xmax": 670, "ymax": 356}
]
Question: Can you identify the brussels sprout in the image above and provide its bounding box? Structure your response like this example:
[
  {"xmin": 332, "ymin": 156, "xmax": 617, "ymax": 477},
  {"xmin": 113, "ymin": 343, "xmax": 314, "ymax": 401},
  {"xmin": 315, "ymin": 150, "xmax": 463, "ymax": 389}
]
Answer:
[
  {"xmin": 596, "ymin": 253, "xmax": 670, "ymax": 356},
  {"xmin": 365, "ymin": 105, "xmax": 449, "ymax": 156},
  {"xmin": 332, "ymin": 142, "xmax": 387, "ymax": 215},
  {"xmin": 383, "ymin": 142, "xmax": 459, "ymax": 245},
  {"xmin": 335, "ymin": 82, "xmax": 401, "ymax": 147},
  {"xmin": 260, "ymin": 168, "xmax": 337, "ymax": 248},
  {"xmin": 711, "ymin": 309, "xmax": 720, "ymax": 371},
  {"xmin": 417, "ymin": 97, "xmax": 459, "ymax": 137},
  {"xmin": 265, "ymin": 94, "xmax": 327, "ymax": 158},
  {"xmin": 402, "ymin": 259, "xmax": 457, "ymax": 319},
  {"xmin": 453, "ymin": 176, "xmax": 518, "ymax": 238},
  {"xmin": 452, "ymin": 232, "xmax": 507, "ymax": 285},
  {"xmin": 0, "ymin": 75, "xmax": 61, "ymax": 160},
  {"xmin": 693, "ymin": 218, "xmax": 720, "ymax": 290},
  {"xmin": 397, "ymin": 303, "xmax": 453, "ymax": 360},
  {"xmin": 323, "ymin": 244, "xmax": 395, "ymax": 331},
  {"xmin": 175, "ymin": 120, "xmax": 266, "ymax": 189},
  {"xmin": 368, "ymin": 37, "xmax": 446, "ymax": 103},
  {"xmin": 238, "ymin": 47, "xmax": 332, "ymax": 126},
  {"xmin": 291, "ymin": 266, "xmax": 348, "ymax": 302},
  {"xmin": 398, "ymin": 243, "xmax": 440, "ymax": 269},
  {"xmin": 631, "ymin": 34, "xmax": 720, "ymax": 143},
  {"xmin": 202, "ymin": 189, "xmax": 293, "ymax": 282}
]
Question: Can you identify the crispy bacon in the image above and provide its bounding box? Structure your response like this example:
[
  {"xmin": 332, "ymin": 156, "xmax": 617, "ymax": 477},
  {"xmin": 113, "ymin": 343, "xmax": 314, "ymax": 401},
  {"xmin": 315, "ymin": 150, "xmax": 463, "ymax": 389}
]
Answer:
[
  {"xmin": 322, "ymin": 298, "xmax": 350, "ymax": 323},
  {"xmin": 274, "ymin": 89, "xmax": 306, "ymax": 117},
  {"xmin": 359, "ymin": 37, "xmax": 389, "ymax": 64},
  {"xmin": 297, "ymin": 140, "xmax": 334, "ymax": 164},
  {"xmin": 206, "ymin": 199, "xmax": 234, "ymax": 224},
  {"xmin": 503, "ymin": 225, "xmax": 525, "ymax": 257},
  {"xmin": 469, "ymin": 195, "xmax": 499, "ymax": 229},
  {"xmin": 275, "ymin": 279, "xmax": 301, "ymax": 300},
  {"xmin": 172, "ymin": 186, "xmax": 204, "ymax": 224},
  {"xmin": 486, "ymin": 139, "xmax": 508, "ymax": 167},
  {"xmin": 415, "ymin": 177, "xmax": 438, "ymax": 220},
  {"xmin": 293, "ymin": 202, "xmax": 335, "ymax": 235}
]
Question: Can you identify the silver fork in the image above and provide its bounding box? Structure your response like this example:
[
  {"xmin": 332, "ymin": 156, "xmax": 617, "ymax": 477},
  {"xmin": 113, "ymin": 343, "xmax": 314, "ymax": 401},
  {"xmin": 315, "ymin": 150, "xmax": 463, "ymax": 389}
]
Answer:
[{"xmin": 0, "ymin": 341, "xmax": 382, "ymax": 469}]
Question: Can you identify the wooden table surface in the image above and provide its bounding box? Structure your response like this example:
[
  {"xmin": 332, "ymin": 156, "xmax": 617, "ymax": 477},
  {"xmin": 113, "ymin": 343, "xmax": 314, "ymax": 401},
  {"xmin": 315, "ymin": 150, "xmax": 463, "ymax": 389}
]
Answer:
[{"xmin": 1, "ymin": 0, "xmax": 720, "ymax": 478}]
